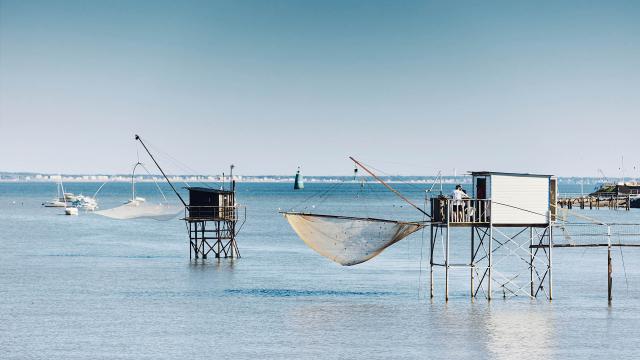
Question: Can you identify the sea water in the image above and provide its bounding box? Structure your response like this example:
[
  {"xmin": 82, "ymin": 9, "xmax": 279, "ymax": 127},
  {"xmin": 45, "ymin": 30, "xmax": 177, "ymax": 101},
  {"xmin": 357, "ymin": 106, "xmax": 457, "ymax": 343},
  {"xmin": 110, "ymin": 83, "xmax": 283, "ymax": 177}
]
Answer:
[{"xmin": 1, "ymin": 182, "xmax": 640, "ymax": 359}]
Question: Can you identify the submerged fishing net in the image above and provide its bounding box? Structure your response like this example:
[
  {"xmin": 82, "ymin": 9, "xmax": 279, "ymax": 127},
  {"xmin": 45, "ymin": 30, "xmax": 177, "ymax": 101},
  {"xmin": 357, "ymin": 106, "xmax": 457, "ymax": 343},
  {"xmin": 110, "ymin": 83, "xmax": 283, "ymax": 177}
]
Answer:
[
  {"xmin": 283, "ymin": 212, "xmax": 424, "ymax": 266},
  {"xmin": 95, "ymin": 201, "xmax": 183, "ymax": 221}
]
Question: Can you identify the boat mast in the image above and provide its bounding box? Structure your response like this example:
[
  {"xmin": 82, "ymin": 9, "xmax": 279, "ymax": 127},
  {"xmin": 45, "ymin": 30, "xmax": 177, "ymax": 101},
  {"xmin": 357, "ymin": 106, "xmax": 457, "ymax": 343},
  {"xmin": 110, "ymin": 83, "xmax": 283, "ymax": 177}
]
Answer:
[
  {"xmin": 134, "ymin": 134, "xmax": 187, "ymax": 207},
  {"xmin": 349, "ymin": 156, "xmax": 431, "ymax": 219},
  {"xmin": 59, "ymin": 178, "xmax": 68, "ymax": 207}
]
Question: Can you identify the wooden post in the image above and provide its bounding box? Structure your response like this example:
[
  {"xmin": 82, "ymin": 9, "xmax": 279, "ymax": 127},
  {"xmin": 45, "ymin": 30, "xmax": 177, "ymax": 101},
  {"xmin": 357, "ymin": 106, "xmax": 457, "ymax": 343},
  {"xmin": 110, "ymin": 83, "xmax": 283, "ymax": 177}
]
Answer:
[
  {"xmin": 530, "ymin": 227, "xmax": 534, "ymax": 297},
  {"xmin": 445, "ymin": 226, "xmax": 450, "ymax": 301},
  {"xmin": 488, "ymin": 225, "xmax": 493, "ymax": 300},
  {"xmin": 548, "ymin": 225, "xmax": 553, "ymax": 300},
  {"xmin": 471, "ymin": 227, "xmax": 475, "ymax": 299},
  {"xmin": 202, "ymin": 221, "xmax": 207, "ymax": 259},
  {"xmin": 430, "ymin": 225, "xmax": 434, "ymax": 299},
  {"xmin": 608, "ymin": 245, "xmax": 613, "ymax": 303},
  {"xmin": 194, "ymin": 222, "xmax": 199, "ymax": 259}
]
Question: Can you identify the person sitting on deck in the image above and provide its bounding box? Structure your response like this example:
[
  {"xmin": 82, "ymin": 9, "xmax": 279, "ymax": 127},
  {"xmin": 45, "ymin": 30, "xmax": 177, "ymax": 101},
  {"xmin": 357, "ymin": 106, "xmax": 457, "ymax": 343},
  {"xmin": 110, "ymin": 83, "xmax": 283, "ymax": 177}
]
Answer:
[{"xmin": 451, "ymin": 184, "xmax": 469, "ymax": 222}]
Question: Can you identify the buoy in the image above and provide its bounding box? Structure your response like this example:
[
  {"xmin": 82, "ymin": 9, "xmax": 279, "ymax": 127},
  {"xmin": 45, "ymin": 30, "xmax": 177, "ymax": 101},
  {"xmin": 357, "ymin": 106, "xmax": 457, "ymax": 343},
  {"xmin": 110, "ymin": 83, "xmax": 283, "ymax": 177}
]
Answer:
[{"xmin": 294, "ymin": 166, "xmax": 304, "ymax": 190}]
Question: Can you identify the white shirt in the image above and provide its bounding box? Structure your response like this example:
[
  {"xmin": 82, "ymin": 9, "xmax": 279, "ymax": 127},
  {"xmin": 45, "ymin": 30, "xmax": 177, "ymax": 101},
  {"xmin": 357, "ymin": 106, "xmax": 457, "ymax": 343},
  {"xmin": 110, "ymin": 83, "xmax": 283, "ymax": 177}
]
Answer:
[{"xmin": 451, "ymin": 189, "xmax": 467, "ymax": 205}]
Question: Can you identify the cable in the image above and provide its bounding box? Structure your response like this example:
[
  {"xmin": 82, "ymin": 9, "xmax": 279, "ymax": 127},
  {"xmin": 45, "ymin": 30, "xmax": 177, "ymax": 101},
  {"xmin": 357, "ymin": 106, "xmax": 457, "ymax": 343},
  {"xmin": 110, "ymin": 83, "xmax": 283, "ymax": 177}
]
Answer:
[
  {"xmin": 140, "ymin": 163, "xmax": 169, "ymax": 202},
  {"xmin": 144, "ymin": 140, "xmax": 215, "ymax": 189}
]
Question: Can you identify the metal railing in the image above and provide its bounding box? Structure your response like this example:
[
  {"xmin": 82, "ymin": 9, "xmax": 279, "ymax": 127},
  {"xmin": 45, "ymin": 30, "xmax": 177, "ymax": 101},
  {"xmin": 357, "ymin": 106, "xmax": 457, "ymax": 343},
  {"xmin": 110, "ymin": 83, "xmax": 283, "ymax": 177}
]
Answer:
[
  {"xmin": 184, "ymin": 205, "xmax": 243, "ymax": 221},
  {"xmin": 431, "ymin": 198, "xmax": 491, "ymax": 224}
]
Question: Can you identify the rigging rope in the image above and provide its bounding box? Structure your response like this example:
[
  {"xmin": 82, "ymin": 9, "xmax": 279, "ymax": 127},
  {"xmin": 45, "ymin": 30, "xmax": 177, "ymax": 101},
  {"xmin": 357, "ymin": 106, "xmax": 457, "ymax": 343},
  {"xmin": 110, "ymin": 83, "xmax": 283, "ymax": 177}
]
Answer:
[
  {"xmin": 139, "ymin": 163, "xmax": 169, "ymax": 202},
  {"xmin": 142, "ymin": 140, "xmax": 214, "ymax": 189}
]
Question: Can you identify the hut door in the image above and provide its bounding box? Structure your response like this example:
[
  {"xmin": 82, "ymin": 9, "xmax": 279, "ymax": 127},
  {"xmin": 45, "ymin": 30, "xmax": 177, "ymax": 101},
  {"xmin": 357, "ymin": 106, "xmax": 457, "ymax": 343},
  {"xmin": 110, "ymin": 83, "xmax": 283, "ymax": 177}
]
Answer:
[
  {"xmin": 550, "ymin": 177, "xmax": 558, "ymax": 221},
  {"xmin": 476, "ymin": 178, "xmax": 487, "ymax": 199}
]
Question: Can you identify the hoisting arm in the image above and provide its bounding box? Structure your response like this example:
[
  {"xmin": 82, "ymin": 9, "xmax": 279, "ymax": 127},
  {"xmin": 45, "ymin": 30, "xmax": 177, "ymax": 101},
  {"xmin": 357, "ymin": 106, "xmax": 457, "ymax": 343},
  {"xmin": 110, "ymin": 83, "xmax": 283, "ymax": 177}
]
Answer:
[{"xmin": 349, "ymin": 156, "xmax": 431, "ymax": 219}]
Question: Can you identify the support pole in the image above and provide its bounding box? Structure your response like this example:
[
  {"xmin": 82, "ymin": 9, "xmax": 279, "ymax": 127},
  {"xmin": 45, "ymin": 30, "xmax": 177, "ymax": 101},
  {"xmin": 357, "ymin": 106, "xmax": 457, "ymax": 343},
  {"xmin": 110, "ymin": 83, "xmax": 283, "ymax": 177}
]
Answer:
[
  {"xmin": 548, "ymin": 225, "xmax": 553, "ymax": 300},
  {"xmin": 488, "ymin": 225, "xmax": 493, "ymax": 300},
  {"xmin": 607, "ymin": 225, "xmax": 612, "ymax": 303},
  {"xmin": 445, "ymin": 226, "xmax": 450, "ymax": 301},
  {"xmin": 471, "ymin": 226, "xmax": 475, "ymax": 299},
  {"xmin": 530, "ymin": 227, "xmax": 534, "ymax": 297},
  {"xmin": 608, "ymin": 245, "xmax": 613, "ymax": 303},
  {"xmin": 430, "ymin": 225, "xmax": 434, "ymax": 299},
  {"xmin": 194, "ymin": 222, "xmax": 199, "ymax": 259},
  {"xmin": 202, "ymin": 221, "xmax": 206, "ymax": 259}
]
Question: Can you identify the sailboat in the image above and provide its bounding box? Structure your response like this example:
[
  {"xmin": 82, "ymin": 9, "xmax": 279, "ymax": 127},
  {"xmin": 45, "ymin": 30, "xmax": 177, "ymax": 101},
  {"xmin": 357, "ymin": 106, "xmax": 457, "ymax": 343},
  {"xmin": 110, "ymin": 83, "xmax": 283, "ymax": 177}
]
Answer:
[
  {"xmin": 43, "ymin": 179, "xmax": 68, "ymax": 207},
  {"xmin": 282, "ymin": 157, "xmax": 429, "ymax": 266}
]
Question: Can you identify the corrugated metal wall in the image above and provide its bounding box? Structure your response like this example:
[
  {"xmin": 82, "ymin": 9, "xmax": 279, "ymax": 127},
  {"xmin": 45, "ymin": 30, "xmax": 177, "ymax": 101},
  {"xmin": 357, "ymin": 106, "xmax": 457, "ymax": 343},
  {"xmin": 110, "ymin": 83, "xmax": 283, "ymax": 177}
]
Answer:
[{"xmin": 490, "ymin": 175, "xmax": 549, "ymax": 224}]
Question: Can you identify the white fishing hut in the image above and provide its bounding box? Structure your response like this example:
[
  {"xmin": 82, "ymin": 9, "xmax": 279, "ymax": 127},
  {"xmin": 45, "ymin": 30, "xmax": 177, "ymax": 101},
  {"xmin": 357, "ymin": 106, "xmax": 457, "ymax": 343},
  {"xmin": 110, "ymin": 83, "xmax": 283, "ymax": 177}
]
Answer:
[{"xmin": 430, "ymin": 171, "xmax": 558, "ymax": 300}]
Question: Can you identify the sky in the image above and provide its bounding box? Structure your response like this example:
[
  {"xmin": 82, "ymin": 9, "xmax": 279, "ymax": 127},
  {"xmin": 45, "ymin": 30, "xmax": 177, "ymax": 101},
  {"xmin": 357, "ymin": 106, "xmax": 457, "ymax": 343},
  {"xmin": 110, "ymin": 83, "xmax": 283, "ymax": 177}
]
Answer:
[{"xmin": 0, "ymin": 0, "xmax": 639, "ymax": 177}]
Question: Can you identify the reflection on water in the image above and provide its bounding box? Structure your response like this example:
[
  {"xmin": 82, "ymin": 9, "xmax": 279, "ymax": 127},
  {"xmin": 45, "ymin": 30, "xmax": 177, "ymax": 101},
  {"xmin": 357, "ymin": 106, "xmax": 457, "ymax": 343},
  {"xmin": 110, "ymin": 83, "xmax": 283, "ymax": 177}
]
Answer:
[{"xmin": 484, "ymin": 308, "xmax": 555, "ymax": 360}]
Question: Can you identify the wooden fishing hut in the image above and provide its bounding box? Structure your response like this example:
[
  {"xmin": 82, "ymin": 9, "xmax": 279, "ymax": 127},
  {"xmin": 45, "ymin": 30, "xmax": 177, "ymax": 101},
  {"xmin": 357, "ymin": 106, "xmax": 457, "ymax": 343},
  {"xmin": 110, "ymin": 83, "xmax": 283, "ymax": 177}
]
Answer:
[
  {"xmin": 134, "ymin": 134, "xmax": 244, "ymax": 261},
  {"xmin": 429, "ymin": 172, "xmax": 557, "ymax": 301},
  {"xmin": 184, "ymin": 185, "xmax": 241, "ymax": 260}
]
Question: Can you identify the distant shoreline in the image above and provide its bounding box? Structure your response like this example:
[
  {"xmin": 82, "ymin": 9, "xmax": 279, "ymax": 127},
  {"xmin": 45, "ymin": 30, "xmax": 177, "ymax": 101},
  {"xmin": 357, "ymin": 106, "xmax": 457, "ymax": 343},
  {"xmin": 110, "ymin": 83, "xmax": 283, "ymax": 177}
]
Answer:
[{"xmin": 0, "ymin": 172, "xmax": 610, "ymax": 185}]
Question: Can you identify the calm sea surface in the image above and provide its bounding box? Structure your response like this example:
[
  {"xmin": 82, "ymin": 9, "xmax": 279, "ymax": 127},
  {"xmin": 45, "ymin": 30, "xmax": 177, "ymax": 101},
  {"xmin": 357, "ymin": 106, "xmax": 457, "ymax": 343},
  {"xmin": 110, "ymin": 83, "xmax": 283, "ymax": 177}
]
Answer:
[{"xmin": 2, "ymin": 182, "xmax": 640, "ymax": 359}]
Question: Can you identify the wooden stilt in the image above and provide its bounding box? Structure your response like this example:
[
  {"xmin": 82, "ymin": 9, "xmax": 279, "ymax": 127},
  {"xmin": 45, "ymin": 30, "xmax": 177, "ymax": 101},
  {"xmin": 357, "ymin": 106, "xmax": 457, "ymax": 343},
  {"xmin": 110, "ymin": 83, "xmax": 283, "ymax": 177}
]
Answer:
[{"xmin": 608, "ymin": 245, "xmax": 613, "ymax": 304}]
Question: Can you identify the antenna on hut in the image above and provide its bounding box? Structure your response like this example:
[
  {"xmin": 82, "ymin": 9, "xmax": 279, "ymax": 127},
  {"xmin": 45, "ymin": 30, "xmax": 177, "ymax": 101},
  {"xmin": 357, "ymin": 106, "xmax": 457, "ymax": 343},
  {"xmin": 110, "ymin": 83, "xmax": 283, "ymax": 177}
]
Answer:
[
  {"xmin": 620, "ymin": 155, "xmax": 626, "ymax": 185},
  {"xmin": 349, "ymin": 156, "xmax": 431, "ymax": 219},
  {"xmin": 230, "ymin": 164, "xmax": 235, "ymax": 190}
]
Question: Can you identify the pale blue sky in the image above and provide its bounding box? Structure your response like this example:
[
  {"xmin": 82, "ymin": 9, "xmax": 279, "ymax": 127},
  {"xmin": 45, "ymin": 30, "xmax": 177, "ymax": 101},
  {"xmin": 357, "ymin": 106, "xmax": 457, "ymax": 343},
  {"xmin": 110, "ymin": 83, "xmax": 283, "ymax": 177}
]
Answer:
[{"xmin": 1, "ymin": 0, "xmax": 638, "ymax": 177}]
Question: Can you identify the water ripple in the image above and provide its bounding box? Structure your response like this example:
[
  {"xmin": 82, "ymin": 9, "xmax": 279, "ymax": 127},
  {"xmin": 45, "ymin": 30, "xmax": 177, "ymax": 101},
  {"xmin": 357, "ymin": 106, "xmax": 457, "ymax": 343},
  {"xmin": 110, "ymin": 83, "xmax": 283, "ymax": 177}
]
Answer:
[{"xmin": 224, "ymin": 288, "xmax": 396, "ymax": 298}]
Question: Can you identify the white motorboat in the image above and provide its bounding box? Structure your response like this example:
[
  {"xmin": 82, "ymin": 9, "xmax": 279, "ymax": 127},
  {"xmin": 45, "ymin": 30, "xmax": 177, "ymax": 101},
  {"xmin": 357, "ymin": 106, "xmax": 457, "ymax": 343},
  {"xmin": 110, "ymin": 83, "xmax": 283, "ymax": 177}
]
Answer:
[
  {"xmin": 65, "ymin": 207, "xmax": 79, "ymax": 215},
  {"xmin": 63, "ymin": 192, "xmax": 79, "ymax": 202},
  {"xmin": 43, "ymin": 199, "xmax": 66, "ymax": 207},
  {"xmin": 72, "ymin": 195, "xmax": 98, "ymax": 211}
]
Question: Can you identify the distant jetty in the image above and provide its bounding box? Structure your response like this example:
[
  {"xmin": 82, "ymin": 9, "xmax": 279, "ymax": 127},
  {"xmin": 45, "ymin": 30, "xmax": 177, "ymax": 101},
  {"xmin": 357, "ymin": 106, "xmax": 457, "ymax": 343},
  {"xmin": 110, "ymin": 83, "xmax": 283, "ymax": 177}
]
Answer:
[{"xmin": 558, "ymin": 182, "xmax": 640, "ymax": 209}]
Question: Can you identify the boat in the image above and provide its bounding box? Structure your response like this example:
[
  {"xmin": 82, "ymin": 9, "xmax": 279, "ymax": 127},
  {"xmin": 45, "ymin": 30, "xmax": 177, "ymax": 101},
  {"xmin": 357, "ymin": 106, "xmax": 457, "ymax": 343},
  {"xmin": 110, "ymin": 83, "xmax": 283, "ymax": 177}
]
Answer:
[
  {"xmin": 72, "ymin": 194, "xmax": 98, "ymax": 211},
  {"xmin": 43, "ymin": 177, "xmax": 83, "ymax": 215},
  {"xmin": 43, "ymin": 199, "xmax": 66, "ymax": 207},
  {"xmin": 63, "ymin": 192, "xmax": 79, "ymax": 202},
  {"xmin": 43, "ymin": 180, "xmax": 68, "ymax": 207}
]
